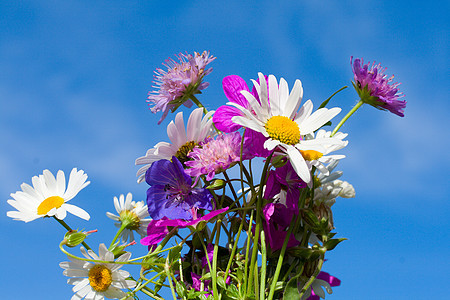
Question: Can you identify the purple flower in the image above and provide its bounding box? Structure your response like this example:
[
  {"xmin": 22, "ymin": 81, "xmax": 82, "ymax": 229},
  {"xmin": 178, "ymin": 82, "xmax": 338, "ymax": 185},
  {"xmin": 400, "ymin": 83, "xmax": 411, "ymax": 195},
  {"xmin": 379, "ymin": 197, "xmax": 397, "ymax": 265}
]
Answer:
[
  {"xmin": 307, "ymin": 271, "xmax": 341, "ymax": 300},
  {"xmin": 140, "ymin": 207, "xmax": 229, "ymax": 246},
  {"xmin": 351, "ymin": 57, "xmax": 406, "ymax": 117},
  {"xmin": 145, "ymin": 157, "xmax": 213, "ymax": 220},
  {"xmin": 184, "ymin": 132, "xmax": 246, "ymax": 181},
  {"xmin": 147, "ymin": 51, "xmax": 216, "ymax": 124},
  {"xmin": 264, "ymin": 161, "xmax": 307, "ymax": 212},
  {"xmin": 262, "ymin": 203, "xmax": 299, "ymax": 251}
]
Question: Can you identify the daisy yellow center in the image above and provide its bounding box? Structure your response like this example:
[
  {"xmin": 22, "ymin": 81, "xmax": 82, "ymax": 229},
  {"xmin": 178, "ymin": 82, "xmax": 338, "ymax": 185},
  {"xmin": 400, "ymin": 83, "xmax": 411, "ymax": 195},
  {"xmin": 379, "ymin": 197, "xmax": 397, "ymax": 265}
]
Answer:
[
  {"xmin": 265, "ymin": 116, "xmax": 300, "ymax": 145},
  {"xmin": 175, "ymin": 141, "xmax": 197, "ymax": 164},
  {"xmin": 37, "ymin": 196, "xmax": 64, "ymax": 215},
  {"xmin": 88, "ymin": 265, "xmax": 113, "ymax": 292},
  {"xmin": 300, "ymin": 150, "xmax": 323, "ymax": 161}
]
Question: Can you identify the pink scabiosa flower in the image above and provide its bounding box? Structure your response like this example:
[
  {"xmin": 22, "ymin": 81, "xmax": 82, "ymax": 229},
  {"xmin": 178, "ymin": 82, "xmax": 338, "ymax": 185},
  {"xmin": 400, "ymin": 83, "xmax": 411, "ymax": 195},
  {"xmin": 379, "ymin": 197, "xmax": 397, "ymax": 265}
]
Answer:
[
  {"xmin": 184, "ymin": 132, "xmax": 245, "ymax": 181},
  {"xmin": 148, "ymin": 51, "xmax": 216, "ymax": 124},
  {"xmin": 351, "ymin": 56, "xmax": 406, "ymax": 117}
]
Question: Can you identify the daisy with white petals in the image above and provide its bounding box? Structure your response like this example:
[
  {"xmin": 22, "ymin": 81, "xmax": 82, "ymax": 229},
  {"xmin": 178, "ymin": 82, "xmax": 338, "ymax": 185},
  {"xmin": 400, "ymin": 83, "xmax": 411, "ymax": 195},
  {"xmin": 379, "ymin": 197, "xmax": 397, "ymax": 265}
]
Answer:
[
  {"xmin": 106, "ymin": 193, "xmax": 151, "ymax": 243},
  {"xmin": 135, "ymin": 107, "xmax": 215, "ymax": 183},
  {"xmin": 228, "ymin": 73, "xmax": 345, "ymax": 186},
  {"xmin": 7, "ymin": 168, "xmax": 90, "ymax": 222},
  {"xmin": 60, "ymin": 243, "xmax": 135, "ymax": 300}
]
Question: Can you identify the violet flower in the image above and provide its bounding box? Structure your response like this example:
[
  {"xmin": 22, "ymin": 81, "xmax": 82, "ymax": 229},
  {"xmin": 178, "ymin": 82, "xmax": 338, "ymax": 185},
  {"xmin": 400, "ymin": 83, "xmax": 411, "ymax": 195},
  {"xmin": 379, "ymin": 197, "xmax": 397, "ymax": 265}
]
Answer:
[
  {"xmin": 351, "ymin": 57, "xmax": 406, "ymax": 117},
  {"xmin": 264, "ymin": 161, "xmax": 307, "ymax": 212},
  {"xmin": 306, "ymin": 271, "xmax": 341, "ymax": 300},
  {"xmin": 263, "ymin": 203, "xmax": 300, "ymax": 251},
  {"xmin": 148, "ymin": 51, "xmax": 216, "ymax": 124},
  {"xmin": 145, "ymin": 157, "xmax": 213, "ymax": 220}
]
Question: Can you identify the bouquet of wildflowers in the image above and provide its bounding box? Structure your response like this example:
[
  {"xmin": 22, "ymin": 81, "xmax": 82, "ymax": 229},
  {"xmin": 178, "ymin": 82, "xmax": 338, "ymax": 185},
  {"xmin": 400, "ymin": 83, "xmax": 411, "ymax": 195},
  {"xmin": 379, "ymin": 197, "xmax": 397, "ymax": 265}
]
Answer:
[{"xmin": 7, "ymin": 51, "xmax": 405, "ymax": 300}]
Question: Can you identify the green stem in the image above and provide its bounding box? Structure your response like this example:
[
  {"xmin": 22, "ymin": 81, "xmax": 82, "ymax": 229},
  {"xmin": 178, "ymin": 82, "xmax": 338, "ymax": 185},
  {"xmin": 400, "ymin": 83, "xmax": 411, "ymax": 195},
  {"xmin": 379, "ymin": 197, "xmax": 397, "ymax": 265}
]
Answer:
[
  {"xmin": 247, "ymin": 151, "xmax": 274, "ymax": 296},
  {"xmin": 109, "ymin": 222, "xmax": 128, "ymax": 250},
  {"xmin": 164, "ymin": 256, "xmax": 178, "ymax": 300},
  {"xmin": 298, "ymin": 254, "xmax": 325, "ymax": 298},
  {"xmin": 259, "ymin": 230, "xmax": 267, "ymax": 300},
  {"xmin": 190, "ymin": 94, "xmax": 208, "ymax": 116},
  {"xmin": 212, "ymin": 219, "xmax": 222, "ymax": 299},
  {"xmin": 53, "ymin": 216, "xmax": 91, "ymax": 250},
  {"xmin": 330, "ymin": 100, "xmax": 364, "ymax": 137},
  {"xmin": 267, "ymin": 213, "xmax": 297, "ymax": 300}
]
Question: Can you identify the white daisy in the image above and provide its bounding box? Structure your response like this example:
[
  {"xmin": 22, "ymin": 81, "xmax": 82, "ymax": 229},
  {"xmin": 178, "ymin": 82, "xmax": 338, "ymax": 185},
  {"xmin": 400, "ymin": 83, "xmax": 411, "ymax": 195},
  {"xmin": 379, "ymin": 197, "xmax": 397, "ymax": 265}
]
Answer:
[
  {"xmin": 60, "ymin": 243, "xmax": 136, "ymax": 300},
  {"xmin": 135, "ymin": 107, "xmax": 215, "ymax": 183},
  {"xmin": 229, "ymin": 73, "xmax": 345, "ymax": 186},
  {"xmin": 305, "ymin": 129, "xmax": 348, "ymax": 177},
  {"xmin": 7, "ymin": 168, "xmax": 90, "ymax": 222},
  {"xmin": 106, "ymin": 193, "xmax": 151, "ymax": 243}
]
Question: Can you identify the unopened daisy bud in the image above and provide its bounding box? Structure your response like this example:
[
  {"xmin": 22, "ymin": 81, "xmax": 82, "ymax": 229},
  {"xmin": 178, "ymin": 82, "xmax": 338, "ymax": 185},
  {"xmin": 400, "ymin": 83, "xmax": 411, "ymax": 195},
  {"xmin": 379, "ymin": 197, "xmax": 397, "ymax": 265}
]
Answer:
[
  {"xmin": 206, "ymin": 179, "xmax": 226, "ymax": 190},
  {"xmin": 63, "ymin": 229, "xmax": 97, "ymax": 248}
]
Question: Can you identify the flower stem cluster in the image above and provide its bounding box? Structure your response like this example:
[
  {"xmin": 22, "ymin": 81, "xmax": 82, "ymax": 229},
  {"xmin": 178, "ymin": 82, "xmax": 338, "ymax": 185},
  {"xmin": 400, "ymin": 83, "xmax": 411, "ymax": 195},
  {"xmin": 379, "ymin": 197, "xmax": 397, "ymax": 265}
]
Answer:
[{"xmin": 6, "ymin": 52, "xmax": 405, "ymax": 300}]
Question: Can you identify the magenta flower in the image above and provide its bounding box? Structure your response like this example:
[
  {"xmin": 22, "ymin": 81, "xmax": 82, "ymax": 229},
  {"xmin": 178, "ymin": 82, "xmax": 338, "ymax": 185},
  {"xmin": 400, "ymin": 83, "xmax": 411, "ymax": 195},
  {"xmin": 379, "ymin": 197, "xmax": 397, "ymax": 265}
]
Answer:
[
  {"xmin": 148, "ymin": 51, "xmax": 216, "ymax": 124},
  {"xmin": 262, "ymin": 203, "xmax": 299, "ymax": 251},
  {"xmin": 264, "ymin": 161, "xmax": 307, "ymax": 212},
  {"xmin": 140, "ymin": 207, "xmax": 229, "ymax": 246},
  {"xmin": 351, "ymin": 57, "xmax": 406, "ymax": 117},
  {"xmin": 184, "ymin": 132, "xmax": 246, "ymax": 181},
  {"xmin": 306, "ymin": 271, "xmax": 341, "ymax": 300},
  {"xmin": 213, "ymin": 74, "xmax": 271, "ymax": 157}
]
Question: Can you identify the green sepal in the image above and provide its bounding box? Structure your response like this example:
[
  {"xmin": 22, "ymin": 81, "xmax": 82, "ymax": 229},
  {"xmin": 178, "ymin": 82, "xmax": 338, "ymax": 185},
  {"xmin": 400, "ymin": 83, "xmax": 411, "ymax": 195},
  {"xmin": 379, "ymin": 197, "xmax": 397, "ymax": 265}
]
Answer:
[{"xmin": 323, "ymin": 238, "xmax": 347, "ymax": 251}]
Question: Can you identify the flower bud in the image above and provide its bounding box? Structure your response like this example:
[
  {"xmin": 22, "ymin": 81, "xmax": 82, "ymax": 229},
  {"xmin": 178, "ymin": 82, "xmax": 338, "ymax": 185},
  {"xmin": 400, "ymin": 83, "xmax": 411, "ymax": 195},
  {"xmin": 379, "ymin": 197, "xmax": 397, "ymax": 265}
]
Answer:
[
  {"xmin": 313, "ymin": 203, "xmax": 334, "ymax": 232},
  {"xmin": 271, "ymin": 155, "xmax": 288, "ymax": 168},
  {"xmin": 206, "ymin": 179, "xmax": 226, "ymax": 190},
  {"xmin": 63, "ymin": 229, "xmax": 97, "ymax": 248}
]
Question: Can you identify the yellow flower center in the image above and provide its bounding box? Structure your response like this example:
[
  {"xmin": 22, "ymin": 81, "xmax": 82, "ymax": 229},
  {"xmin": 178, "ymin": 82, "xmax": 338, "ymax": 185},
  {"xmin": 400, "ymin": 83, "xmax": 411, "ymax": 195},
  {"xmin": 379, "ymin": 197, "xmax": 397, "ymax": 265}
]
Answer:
[
  {"xmin": 88, "ymin": 265, "xmax": 113, "ymax": 292},
  {"xmin": 265, "ymin": 116, "xmax": 300, "ymax": 145},
  {"xmin": 300, "ymin": 150, "xmax": 323, "ymax": 161},
  {"xmin": 175, "ymin": 141, "xmax": 197, "ymax": 164},
  {"xmin": 37, "ymin": 196, "xmax": 65, "ymax": 215},
  {"xmin": 119, "ymin": 210, "xmax": 140, "ymax": 230}
]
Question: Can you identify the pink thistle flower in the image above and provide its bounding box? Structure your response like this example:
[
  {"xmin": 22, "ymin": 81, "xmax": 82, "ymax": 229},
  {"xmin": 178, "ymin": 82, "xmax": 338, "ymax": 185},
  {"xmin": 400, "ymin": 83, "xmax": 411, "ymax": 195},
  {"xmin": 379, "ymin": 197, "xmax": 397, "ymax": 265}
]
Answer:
[
  {"xmin": 148, "ymin": 51, "xmax": 216, "ymax": 124},
  {"xmin": 184, "ymin": 132, "xmax": 245, "ymax": 181},
  {"xmin": 351, "ymin": 57, "xmax": 406, "ymax": 117}
]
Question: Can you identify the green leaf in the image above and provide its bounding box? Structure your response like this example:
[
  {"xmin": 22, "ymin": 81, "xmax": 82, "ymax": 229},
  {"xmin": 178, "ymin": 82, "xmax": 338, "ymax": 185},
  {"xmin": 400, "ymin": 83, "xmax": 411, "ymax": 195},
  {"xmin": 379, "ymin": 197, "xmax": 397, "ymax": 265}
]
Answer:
[
  {"xmin": 324, "ymin": 238, "xmax": 347, "ymax": 251},
  {"xmin": 217, "ymin": 276, "xmax": 227, "ymax": 289},
  {"xmin": 168, "ymin": 245, "xmax": 182, "ymax": 263},
  {"xmin": 283, "ymin": 276, "xmax": 301, "ymax": 300},
  {"xmin": 318, "ymin": 86, "xmax": 348, "ymax": 109},
  {"xmin": 175, "ymin": 281, "xmax": 186, "ymax": 297}
]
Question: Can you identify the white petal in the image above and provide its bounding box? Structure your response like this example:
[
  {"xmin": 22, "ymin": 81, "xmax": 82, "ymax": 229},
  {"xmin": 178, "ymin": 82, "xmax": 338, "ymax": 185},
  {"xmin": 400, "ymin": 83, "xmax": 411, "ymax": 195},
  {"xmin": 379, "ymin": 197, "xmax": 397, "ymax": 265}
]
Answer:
[
  {"xmin": 268, "ymin": 75, "xmax": 280, "ymax": 116},
  {"xmin": 294, "ymin": 99, "xmax": 313, "ymax": 126},
  {"xmin": 285, "ymin": 79, "xmax": 303, "ymax": 119},
  {"xmin": 64, "ymin": 203, "xmax": 90, "ymax": 220},
  {"xmin": 286, "ymin": 146, "xmax": 311, "ymax": 186},
  {"xmin": 299, "ymin": 107, "xmax": 341, "ymax": 134}
]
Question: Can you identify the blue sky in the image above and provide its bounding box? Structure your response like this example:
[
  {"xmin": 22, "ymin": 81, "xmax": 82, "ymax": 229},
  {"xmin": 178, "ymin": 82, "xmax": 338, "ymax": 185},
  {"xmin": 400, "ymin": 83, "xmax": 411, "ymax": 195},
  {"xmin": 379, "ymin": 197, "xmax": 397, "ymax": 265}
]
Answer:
[{"xmin": 1, "ymin": 0, "xmax": 449, "ymax": 299}]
